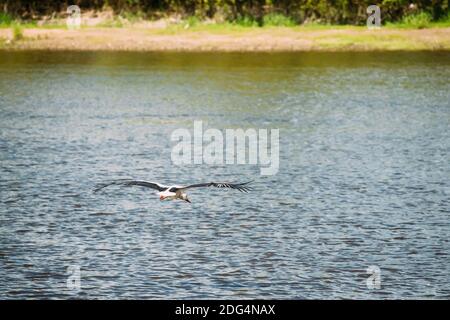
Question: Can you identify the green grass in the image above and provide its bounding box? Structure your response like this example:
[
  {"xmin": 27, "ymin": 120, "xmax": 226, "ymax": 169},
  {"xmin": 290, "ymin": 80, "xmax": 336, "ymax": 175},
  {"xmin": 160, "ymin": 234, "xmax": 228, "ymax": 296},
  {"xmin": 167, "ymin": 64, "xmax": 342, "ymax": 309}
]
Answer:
[
  {"xmin": 12, "ymin": 24, "xmax": 24, "ymax": 41},
  {"xmin": 159, "ymin": 12, "xmax": 449, "ymax": 34},
  {"xmin": 158, "ymin": 21, "xmax": 362, "ymax": 35},
  {"xmin": 432, "ymin": 12, "xmax": 450, "ymax": 27},
  {"xmin": 96, "ymin": 18, "xmax": 124, "ymax": 28},
  {"xmin": 177, "ymin": 13, "xmax": 296, "ymax": 30},
  {"xmin": 159, "ymin": 14, "xmax": 353, "ymax": 34},
  {"xmin": 0, "ymin": 12, "xmax": 13, "ymax": 26},
  {"xmin": 1, "ymin": 10, "xmax": 449, "ymax": 33},
  {"xmin": 119, "ymin": 10, "xmax": 145, "ymax": 23},
  {"xmin": 263, "ymin": 13, "xmax": 296, "ymax": 27},
  {"xmin": 184, "ymin": 16, "xmax": 201, "ymax": 28},
  {"xmin": 385, "ymin": 11, "xmax": 450, "ymax": 29},
  {"xmin": 235, "ymin": 16, "xmax": 259, "ymax": 27},
  {"xmin": 157, "ymin": 17, "xmax": 261, "ymax": 35},
  {"xmin": 313, "ymin": 32, "xmax": 421, "ymax": 50},
  {"xmin": 394, "ymin": 11, "xmax": 432, "ymax": 29},
  {"xmin": 402, "ymin": 11, "xmax": 432, "ymax": 29}
]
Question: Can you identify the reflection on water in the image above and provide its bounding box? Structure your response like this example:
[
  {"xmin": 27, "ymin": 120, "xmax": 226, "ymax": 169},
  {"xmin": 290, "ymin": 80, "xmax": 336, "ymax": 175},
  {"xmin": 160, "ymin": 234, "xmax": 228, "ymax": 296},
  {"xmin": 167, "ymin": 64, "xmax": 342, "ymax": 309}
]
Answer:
[{"xmin": 0, "ymin": 51, "xmax": 449, "ymax": 299}]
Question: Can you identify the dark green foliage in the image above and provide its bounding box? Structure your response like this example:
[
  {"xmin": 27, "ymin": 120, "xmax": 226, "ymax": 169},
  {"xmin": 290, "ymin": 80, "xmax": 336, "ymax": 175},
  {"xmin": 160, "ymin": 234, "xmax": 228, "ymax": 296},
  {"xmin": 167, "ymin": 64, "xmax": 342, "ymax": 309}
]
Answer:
[
  {"xmin": 0, "ymin": 0, "xmax": 448, "ymax": 24},
  {"xmin": 0, "ymin": 12, "xmax": 13, "ymax": 25}
]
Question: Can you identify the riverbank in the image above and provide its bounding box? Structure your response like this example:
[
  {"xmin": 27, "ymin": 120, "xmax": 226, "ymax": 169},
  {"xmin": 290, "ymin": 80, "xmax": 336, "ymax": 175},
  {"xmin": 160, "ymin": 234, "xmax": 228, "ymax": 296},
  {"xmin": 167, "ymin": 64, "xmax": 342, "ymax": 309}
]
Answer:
[{"xmin": 1, "ymin": 26, "xmax": 449, "ymax": 52}]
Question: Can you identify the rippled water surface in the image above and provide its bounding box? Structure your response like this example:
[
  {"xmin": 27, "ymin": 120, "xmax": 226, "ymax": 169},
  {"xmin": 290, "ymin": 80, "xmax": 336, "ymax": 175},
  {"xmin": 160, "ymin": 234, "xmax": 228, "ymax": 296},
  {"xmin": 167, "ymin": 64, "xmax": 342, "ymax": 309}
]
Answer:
[{"xmin": 0, "ymin": 51, "xmax": 449, "ymax": 299}]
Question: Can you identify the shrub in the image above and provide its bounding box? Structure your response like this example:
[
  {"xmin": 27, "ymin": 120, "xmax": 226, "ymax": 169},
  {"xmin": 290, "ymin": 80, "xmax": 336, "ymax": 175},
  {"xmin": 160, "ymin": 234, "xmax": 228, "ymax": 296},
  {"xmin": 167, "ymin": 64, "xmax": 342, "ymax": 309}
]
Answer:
[
  {"xmin": 263, "ymin": 13, "xmax": 296, "ymax": 27},
  {"xmin": 438, "ymin": 12, "xmax": 450, "ymax": 24},
  {"xmin": 12, "ymin": 24, "xmax": 24, "ymax": 41},
  {"xmin": 0, "ymin": 12, "xmax": 13, "ymax": 26},
  {"xmin": 401, "ymin": 11, "xmax": 432, "ymax": 29},
  {"xmin": 234, "ymin": 16, "xmax": 258, "ymax": 27},
  {"xmin": 185, "ymin": 16, "xmax": 200, "ymax": 27}
]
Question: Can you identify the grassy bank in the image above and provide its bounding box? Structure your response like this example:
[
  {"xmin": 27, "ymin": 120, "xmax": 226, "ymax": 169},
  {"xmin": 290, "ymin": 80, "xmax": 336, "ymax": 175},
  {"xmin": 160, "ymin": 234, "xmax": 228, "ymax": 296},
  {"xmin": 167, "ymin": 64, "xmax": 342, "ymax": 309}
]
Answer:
[{"xmin": 0, "ymin": 13, "xmax": 449, "ymax": 52}]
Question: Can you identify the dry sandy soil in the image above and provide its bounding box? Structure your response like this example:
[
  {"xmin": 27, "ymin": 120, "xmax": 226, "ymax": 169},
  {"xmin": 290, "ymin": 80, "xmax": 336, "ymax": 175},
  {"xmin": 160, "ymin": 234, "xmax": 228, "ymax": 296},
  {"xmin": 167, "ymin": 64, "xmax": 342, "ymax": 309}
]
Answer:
[{"xmin": 0, "ymin": 27, "xmax": 449, "ymax": 51}]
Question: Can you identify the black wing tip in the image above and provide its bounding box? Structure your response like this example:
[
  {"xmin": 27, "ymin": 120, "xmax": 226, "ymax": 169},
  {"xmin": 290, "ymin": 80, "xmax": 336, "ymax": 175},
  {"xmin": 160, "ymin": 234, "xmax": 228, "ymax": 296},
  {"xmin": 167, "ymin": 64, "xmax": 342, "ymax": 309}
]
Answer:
[
  {"xmin": 237, "ymin": 187, "xmax": 252, "ymax": 193},
  {"xmin": 230, "ymin": 180, "xmax": 254, "ymax": 192},
  {"xmin": 242, "ymin": 180, "xmax": 254, "ymax": 192},
  {"xmin": 92, "ymin": 178, "xmax": 134, "ymax": 194},
  {"xmin": 92, "ymin": 184, "xmax": 108, "ymax": 193},
  {"xmin": 92, "ymin": 179, "xmax": 164, "ymax": 193}
]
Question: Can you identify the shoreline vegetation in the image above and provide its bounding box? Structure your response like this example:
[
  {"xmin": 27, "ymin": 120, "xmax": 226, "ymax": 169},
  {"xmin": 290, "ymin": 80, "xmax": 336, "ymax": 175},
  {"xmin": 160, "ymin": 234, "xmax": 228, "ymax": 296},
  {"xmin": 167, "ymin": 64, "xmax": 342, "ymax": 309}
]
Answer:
[
  {"xmin": 1, "ymin": 5, "xmax": 449, "ymax": 52},
  {"xmin": 1, "ymin": 25, "xmax": 449, "ymax": 52}
]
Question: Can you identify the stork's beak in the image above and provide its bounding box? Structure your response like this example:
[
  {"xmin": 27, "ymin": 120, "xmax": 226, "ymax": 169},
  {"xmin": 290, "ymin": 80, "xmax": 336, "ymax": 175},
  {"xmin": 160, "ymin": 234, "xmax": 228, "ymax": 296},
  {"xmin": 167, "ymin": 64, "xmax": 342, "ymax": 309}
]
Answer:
[
  {"xmin": 185, "ymin": 198, "xmax": 191, "ymax": 203},
  {"xmin": 159, "ymin": 195, "xmax": 164, "ymax": 201}
]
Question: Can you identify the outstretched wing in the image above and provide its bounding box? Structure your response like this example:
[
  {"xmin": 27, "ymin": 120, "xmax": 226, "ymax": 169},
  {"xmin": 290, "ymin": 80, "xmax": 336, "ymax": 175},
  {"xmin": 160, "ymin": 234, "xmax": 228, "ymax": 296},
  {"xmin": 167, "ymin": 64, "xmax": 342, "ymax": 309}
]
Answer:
[
  {"xmin": 178, "ymin": 181, "xmax": 253, "ymax": 193},
  {"xmin": 93, "ymin": 179, "xmax": 168, "ymax": 193}
]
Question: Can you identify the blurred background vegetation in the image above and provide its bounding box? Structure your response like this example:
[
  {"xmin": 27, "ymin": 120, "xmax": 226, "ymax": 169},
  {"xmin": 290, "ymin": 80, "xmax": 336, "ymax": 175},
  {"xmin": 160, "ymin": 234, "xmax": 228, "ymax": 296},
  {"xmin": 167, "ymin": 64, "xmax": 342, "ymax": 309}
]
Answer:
[{"xmin": 0, "ymin": 0, "xmax": 448, "ymax": 27}]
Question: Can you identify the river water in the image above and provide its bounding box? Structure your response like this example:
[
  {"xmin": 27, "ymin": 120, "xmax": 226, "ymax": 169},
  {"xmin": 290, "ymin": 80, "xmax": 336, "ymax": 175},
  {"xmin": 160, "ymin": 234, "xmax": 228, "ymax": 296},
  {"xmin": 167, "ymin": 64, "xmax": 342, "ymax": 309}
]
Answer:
[{"xmin": 0, "ymin": 51, "xmax": 449, "ymax": 299}]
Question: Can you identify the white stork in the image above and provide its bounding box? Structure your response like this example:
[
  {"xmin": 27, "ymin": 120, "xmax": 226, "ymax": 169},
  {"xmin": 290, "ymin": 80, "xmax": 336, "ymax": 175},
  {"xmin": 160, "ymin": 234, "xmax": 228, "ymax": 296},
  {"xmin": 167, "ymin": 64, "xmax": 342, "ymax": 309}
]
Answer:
[{"xmin": 93, "ymin": 179, "xmax": 252, "ymax": 203}]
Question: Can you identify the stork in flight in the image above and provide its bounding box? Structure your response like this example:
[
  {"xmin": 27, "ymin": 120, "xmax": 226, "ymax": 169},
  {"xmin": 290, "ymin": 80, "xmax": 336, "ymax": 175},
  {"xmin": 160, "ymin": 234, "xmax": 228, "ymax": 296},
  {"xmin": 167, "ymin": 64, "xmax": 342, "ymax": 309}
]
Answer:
[{"xmin": 93, "ymin": 179, "xmax": 252, "ymax": 203}]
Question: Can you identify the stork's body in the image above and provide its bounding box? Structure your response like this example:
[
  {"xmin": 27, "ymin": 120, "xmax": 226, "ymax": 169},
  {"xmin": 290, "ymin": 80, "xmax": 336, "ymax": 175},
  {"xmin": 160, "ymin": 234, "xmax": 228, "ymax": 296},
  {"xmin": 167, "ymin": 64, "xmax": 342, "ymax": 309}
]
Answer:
[
  {"xmin": 157, "ymin": 187, "xmax": 190, "ymax": 202},
  {"xmin": 93, "ymin": 179, "xmax": 252, "ymax": 203}
]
